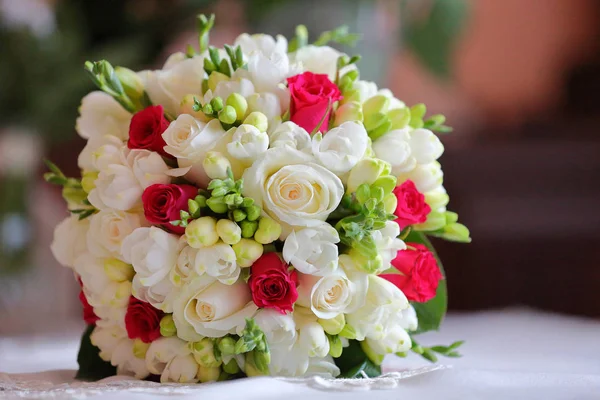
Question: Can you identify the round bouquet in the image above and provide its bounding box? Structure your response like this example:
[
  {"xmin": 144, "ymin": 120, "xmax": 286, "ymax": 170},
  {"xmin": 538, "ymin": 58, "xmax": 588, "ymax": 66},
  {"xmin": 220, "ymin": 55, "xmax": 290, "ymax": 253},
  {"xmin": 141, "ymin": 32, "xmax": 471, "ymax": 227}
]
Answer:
[{"xmin": 47, "ymin": 15, "xmax": 470, "ymax": 383}]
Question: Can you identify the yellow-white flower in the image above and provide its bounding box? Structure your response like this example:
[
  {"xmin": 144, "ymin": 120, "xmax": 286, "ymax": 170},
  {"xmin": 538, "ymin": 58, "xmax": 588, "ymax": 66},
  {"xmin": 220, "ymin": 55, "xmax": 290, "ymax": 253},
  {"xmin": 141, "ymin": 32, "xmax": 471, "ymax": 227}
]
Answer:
[
  {"xmin": 227, "ymin": 124, "xmax": 269, "ymax": 165},
  {"xmin": 78, "ymin": 133, "xmax": 123, "ymax": 172},
  {"xmin": 87, "ymin": 210, "xmax": 144, "ymax": 259},
  {"xmin": 289, "ymin": 45, "xmax": 345, "ymax": 81},
  {"xmin": 145, "ymin": 337, "xmax": 190, "ymax": 375},
  {"xmin": 90, "ymin": 324, "xmax": 128, "ymax": 362},
  {"xmin": 171, "ymin": 244, "xmax": 198, "ymax": 287},
  {"xmin": 268, "ymin": 121, "xmax": 311, "ymax": 152},
  {"xmin": 372, "ymin": 129, "xmax": 415, "ymax": 175},
  {"xmin": 306, "ymin": 356, "xmax": 340, "ymax": 378},
  {"xmin": 74, "ymin": 253, "xmax": 131, "ymax": 310},
  {"xmin": 132, "ymin": 274, "xmax": 177, "ymax": 313},
  {"xmin": 235, "ymin": 33, "xmax": 288, "ymax": 58},
  {"xmin": 311, "ymin": 121, "xmax": 369, "ymax": 176},
  {"xmin": 247, "ymin": 92, "xmax": 288, "ymax": 133},
  {"xmin": 298, "ymin": 321, "xmax": 330, "ymax": 358},
  {"xmin": 50, "ymin": 215, "xmax": 89, "ymax": 268},
  {"xmin": 110, "ymin": 338, "xmax": 151, "ymax": 379},
  {"xmin": 396, "ymin": 161, "xmax": 444, "ymax": 193},
  {"xmin": 76, "ymin": 91, "xmax": 131, "ymax": 142},
  {"xmin": 161, "ymin": 355, "xmax": 199, "ymax": 383},
  {"xmin": 296, "ymin": 270, "xmax": 357, "ymax": 320},
  {"xmin": 194, "ymin": 242, "xmax": 240, "ymax": 285},
  {"xmin": 282, "ymin": 223, "xmax": 339, "ymax": 276}
]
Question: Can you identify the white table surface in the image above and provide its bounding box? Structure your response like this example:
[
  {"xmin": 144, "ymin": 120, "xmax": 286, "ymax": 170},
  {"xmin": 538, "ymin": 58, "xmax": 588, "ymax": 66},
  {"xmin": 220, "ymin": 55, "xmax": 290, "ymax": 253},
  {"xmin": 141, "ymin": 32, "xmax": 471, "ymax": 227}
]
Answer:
[{"xmin": 1, "ymin": 309, "xmax": 599, "ymax": 399}]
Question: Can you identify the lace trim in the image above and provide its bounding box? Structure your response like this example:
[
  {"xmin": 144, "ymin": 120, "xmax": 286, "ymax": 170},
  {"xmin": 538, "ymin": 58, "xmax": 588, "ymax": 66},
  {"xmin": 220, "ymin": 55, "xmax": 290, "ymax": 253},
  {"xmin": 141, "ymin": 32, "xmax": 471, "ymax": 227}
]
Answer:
[{"xmin": 0, "ymin": 365, "xmax": 446, "ymax": 398}]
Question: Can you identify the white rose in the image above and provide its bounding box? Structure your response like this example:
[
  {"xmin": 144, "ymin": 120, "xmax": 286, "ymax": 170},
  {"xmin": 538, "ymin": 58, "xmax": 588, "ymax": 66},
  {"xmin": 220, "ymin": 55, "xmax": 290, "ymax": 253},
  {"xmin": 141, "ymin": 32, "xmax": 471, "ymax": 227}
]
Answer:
[
  {"xmin": 172, "ymin": 276, "xmax": 258, "ymax": 340},
  {"xmin": 227, "ymin": 124, "xmax": 269, "ymax": 165},
  {"xmin": 298, "ymin": 321, "xmax": 329, "ymax": 358},
  {"xmin": 235, "ymin": 33, "xmax": 288, "ymax": 57},
  {"xmin": 268, "ymin": 121, "xmax": 311, "ymax": 152},
  {"xmin": 242, "ymin": 147, "xmax": 344, "ymax": 232},
  {"xmin": 306, "ymin": 356, "xmax": 340, "ymax": 378},
  {"xmin": 408, "ymin": 129, "xmax": 444, "ymax": 164},
  {"xmin": 111, "ymin": 339, "xmax": 150, "ymax": 379},
  {"xmin": 145, "ymin": 55, "xmax": 206, "ymax": 116},
  {"xmin": 87, "ymin": 210, "xmax": 143, "ymax": 259},
  {"xmin": 396, "ymin": 162, "xmax": 444, "ymax": 193},
  {"xmin": 372, "ymin": 129, "xmax": 416, "ymax": 175},
  {"xmin": 50, "ymin": 215, "xmax": 89, "ymax": 268},
  {"xmin": 346, "ymin": 275, "xmax": 409, "ymax": 341},
  {"xmin": 121, "ymin": 227, "xmax": 181, "ymax": 287},
  {"xmin": 289, "ymin": 45, "xmax": 344, "ymax": 81},
  {"xmin": 297, "ymin": 270, "xmax": 357, "ymax": 319},
  {"xmin": 161, "ymin": 355, "xmax": 199, "ymax": 383},
  {"xmin": 171, "ymin": 244, "xmax": 198, "ymax": 287},
  {"xmin": 194, "ymin": 242, "xmax": 240, "ymax": 285},
  {"xmin": 76, "ymin": 91, "xmax": 131, "ymax": 141},
  {"xmin": 311, "ymin": 121, "xmax": 368, "ymax": 175},
  {"xmin": 132, "ymin": 274, "xmax": 177, "ymax": 313},
  {"xmin": 145, "ymin": 336, "xmax": 190, "ymax": 375},
  {"xmin": 90, "ymin": 324, "xmax": 127, "ymax": 362},
  {"xmin": 78, "ymin": 133, "xmax": 123, "ymax": 171},
  {"xmin": 366, "ymin": 325, "xmax": 412, "ymax": 355},
  {"xmin": 282, "ymin": 223, "xmax": 339, "ymax": 276},
  {"xmin": 247, "ymin": 92, "xmax": 288, "ymax": 132},
  {"xmin": 372, "ymin": 221, "xmax": 406, "ymax": 272}
]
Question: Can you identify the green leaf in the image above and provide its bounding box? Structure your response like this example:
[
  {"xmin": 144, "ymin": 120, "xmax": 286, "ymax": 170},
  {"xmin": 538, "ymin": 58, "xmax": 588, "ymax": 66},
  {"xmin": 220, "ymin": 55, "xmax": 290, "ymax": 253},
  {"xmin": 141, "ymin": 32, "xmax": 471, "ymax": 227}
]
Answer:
[
  {"xmin": 405, "ymin": 231, "xmax": 447, "ymax": 334},
  {"xmin": 334, "ymin": 340, "xmax": 382, "ymax": 378},
  {"xmin": 75, "ymin": 325, "xmax": 116, "ymax": 381}
]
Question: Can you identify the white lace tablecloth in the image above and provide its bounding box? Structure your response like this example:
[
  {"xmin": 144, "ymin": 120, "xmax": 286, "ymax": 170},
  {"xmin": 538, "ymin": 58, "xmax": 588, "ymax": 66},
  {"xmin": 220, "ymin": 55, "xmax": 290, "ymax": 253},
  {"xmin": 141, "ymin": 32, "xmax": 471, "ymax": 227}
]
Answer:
[{"xmin": 2, "ymin": 309, "xmax": 600, "ymax": 399}]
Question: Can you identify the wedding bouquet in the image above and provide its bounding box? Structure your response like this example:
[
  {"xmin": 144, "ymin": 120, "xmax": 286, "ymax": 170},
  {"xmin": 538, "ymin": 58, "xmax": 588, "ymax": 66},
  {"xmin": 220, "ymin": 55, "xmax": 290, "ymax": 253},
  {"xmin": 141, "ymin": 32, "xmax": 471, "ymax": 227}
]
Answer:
[{"xmin": 47, "ymin": 15, "xmax": 470, "ymax": 383}]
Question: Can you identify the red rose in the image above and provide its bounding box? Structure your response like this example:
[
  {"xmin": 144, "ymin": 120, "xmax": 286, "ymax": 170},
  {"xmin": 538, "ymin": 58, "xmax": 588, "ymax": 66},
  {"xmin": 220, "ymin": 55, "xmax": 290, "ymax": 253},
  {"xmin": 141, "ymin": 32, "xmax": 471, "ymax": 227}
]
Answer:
[
  {"xmin": 287, "ymin": 72, "xmax": 342, "ymax": 133},
  {"xmin": 78, "ymin": 290, "xmax": 99, "ymax": 325},
  {"xmin": 249, "ymin": 253, "xmax": 298, "ymax": 314},
  {"xmin": 393, "ymin": 180, "xmax": 431, "ymax": 228},
  {"xmin": 142, "ymin": 183, "xmax": 198, "ymax": 234},
  {"xmin": 128, "ymin": 105, "xmax": 170, "ymax": 156},
  {"xmin": 380, "ymin": 243, "xmax": 443, "ymax": 303},
  {"xmin": 125, "ymin": 297, "xmax": 164, "ymax": 343}
]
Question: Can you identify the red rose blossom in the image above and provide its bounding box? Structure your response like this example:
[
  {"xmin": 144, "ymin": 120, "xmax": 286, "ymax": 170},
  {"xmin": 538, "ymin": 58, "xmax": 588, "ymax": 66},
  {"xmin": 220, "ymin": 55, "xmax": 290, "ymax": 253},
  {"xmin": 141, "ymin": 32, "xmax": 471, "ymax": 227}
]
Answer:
[
  {"xmin": 125, "ymin": 297, "xmax": 164, "ymax": 343},
  {"xmin": 79, "ymin": 290, "xmax": 99, "ymax": 325},
  {"xmin": 249, "ymin": 253, "xmax": 298, "ymax": 314},
  {"xmin": 128, "ymin": 105, "xmax": 170, "ymax": 156},
  {"xmin": 393, "ymin": 180, "xmax": 431, "ymax": 228},
  {"xmin": 142, "ymin": 183, "xmax": 198, "ymax": 234},
  {"xmin": 287, "ymin": 72, "xmax": 342, "ymax": 133},
  {"xmin": 380, "ymin": 243, "xmax": 443, "ymax": 303}
]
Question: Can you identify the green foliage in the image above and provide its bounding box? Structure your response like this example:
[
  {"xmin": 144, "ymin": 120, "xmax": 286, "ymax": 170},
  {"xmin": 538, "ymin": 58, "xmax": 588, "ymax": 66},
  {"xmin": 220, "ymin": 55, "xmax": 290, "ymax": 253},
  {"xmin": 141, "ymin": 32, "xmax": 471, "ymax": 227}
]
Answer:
[
  {"xmin": 410, "ymin": 338, "xmax": 464, "ymax": 362},
  {"xmin": 75, "ymin": 325, "xmax": 116, "ymax": 381},
  {"xmin": 313, "ymin": 25, "xmax": 361, "ymax": 47},
  {"xmin": 334, "ymin": 340, "xmax": 381, "ymax": 378},
  {"xmin": 44, "ymin": 160, "xmax": 97, "ymax": 220}
]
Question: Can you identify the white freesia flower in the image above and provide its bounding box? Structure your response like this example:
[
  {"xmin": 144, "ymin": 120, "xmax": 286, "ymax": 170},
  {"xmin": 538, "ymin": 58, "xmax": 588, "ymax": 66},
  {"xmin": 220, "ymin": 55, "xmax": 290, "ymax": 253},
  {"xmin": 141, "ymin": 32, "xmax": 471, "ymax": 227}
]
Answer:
[
  {"xmin": 268, "ymin": 121, "xmax": 311, "ymax": 152},
  {"xmin": 282, "ymin": 223, "xmax": 339, "ymax": 276},
  {"xmin": 132, "ymin": 274, "xmax": 177, "ymax": 313},
  {"xmin": 311, "ymin": 121, "xmax": 368, "ymax": 175},
  {"xmin": 247, "ymin": 92, "xmax": 288, "ymax": 132},
  {"xmin": 346, "ymin": 275, "xmax": 409, "ymax": 341},
  {"xmin": 366, "ymin": 324, "xmax": 412, "ymax": 355},
  {"xmin": 235, "ymin": 33, "xmax": 288, "ymax": 57},
  {"xmin": 227, "ymin": 124, "xmax": 269, "ymax": 165},
  {"xmin": 50, "ymin": 215, "xmax": 89, "ymax": 268},
  {"xmin": 121, "ymin": 227, "xmax": 181, "ymax": 287},
  {"xmin": 173, "ymin": 276, "xmax": 258, "ymax": 340},
  {"xmin": 352, "ymin": 80, "xmax": 378, "ymax": 104},
  {"xmin": 194, "ymin": 242, "xmax": 240, "ymax": 285},
  {"xmin": 372, "ymin": 221, "xmax": 406, "ymax": 272},
  {"xmin": 235, "ymin": 51, "xmax": 296, "ymax": 93},
  {"xmin": 372, "ymin": 129, "xmax": 416, "ymax": 175},
  {"xmin": 90, "ymin": 324, "xmax": 127, "ymax": 362},
  {"xmin": 87, "ymin": 210, "xmax": 143, "ymax": 259},
  {"xmin": 306, "ymin": 356, "xmax": 340, "ymax": 378},
  {"xmin": 408, "ymin": 129, "xmax": 444, "ymax": 164},
  {"xmin": 161, "ymin": 355, "xmax": 199, "ymax": 383},
  {"xmin": 271, "ymin": 344, "xmax": 310, "ymax": 377},
  {"xmin": 145, "ymin": 336, "xmax": 190, "ymax": 375},
  {"xmin": 204, "ymin": 78, "xmax": 255, "ymax": 105},
  {"xmin": 145, "ymin": 55, "xmax": 206, "ymax": 116},
  {"xmin": 111, "ymin": 339, "xmax": 150, "ymax": 379},
  {"xmin": 337, "ymin": 254, "xmax": 369, "ymax": 311},
  {"xmin": 171, "ymin": 244, "xmax": 198, "ymax": 287},
  {"xmin": 396, "ymin": 161, "xmax": 444, "ymax": 193},
  {"xmin": 93, "ymin": 306, "xmax": 127, "ymax": 330},
  {"xmin": 74, "ymin": 253, "xmax": 131, "ymax": 309},
  {"xmin": 298, "ymin": 321, "xmax": 329, "ymax": 358},
  {"xmin": 76, "ymin": 91, "xmax": 131, "ymax": 141},
  {"xmin": 78, "ymin": 133, "xmax": 123, "ymax": 171},
  {"xmin": 289, "ymin": 45, "xmax": 343, "ymax": 81},
  {"xmin": 242, "ymin": 147, "xmax": 344, "ymax": 233},
  {"xmin": 398, "ymin": 305, "xmax": 419, "ymax": 332},
  {"xmin": 297, "ymin": 270, "xmax": 356, "ymax": 319},
  {"xmin": 254, "ymin": 309, "xmax": 301, "ymax": 375},
  {"xmin": 378, "ymin": 88, "xmax": 406, "ymax": 110}
]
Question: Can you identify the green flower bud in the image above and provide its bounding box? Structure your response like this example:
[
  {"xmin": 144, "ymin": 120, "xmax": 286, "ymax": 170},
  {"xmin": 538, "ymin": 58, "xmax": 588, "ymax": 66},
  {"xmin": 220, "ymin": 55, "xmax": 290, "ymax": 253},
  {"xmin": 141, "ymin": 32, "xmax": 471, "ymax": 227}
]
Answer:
[
  {"xmin": 387, "ymin": 107, "xmax": 411, "ymax": 130},
  {"xmin": 159, "ymin": 315, "xmax": 177, "ymax": 337},
  {"xmin": 363, "ymin": 95, "xmax": 390, "ymax": 119},
  {"xmin": 370, "ymin": 186, "xmax": 385, "ymax": 203},
  {"xmin": 254, "ymin": 216, "xmax": 282, "ymax": 244},
  {"xmin": 195, "ymin": 194, "xmax": 208, "ymax": 208},
  {"xmin": 244, "ymin": 352, "xmax": 265, "ymax": 377},
  {"xmin": 245, "ymin": 205, "xmax": 261, "ymax": 222},
  {"xmin": 188, "ymin": 199, "xmax": 201, "ymax": 218},
  {"xmin": 196, "ymin": 365, "xmax": 221, "ymax": 382},
  {"xmin": 185, "ymin": 217, "xmax": 219, "ymax": 248},
  {"xmin": 318, "ymin": 314, "xmax": 345, "ymax": 335},
  {"xmin": 226, "ymin": 93, "xmax": 248, "ymax": 121},
  {"xmin": 367, "ymin": 116, "xmax": 393, "ymax": 141},
  {"xmin": 239, "ymin": 220, "xmax": 258, "ymax": 239},
  {"xmin": 372, "ymin": 175, "xmax": 397, "ymax": 195},
  {"xmin": 383, "ymin": 193, "xmax": 398, "ymax": 214},
  {"xmin": 62, "ymin": 186, "xmax": 88, "ymax": 209},
  {"xmin": 328, "ymin": 335, "xmax": 343, "ymax": 358},
  {"xmin": 104, "ymin": 258, "xmax": 134, "ymax": 282},
  {"xmin": 243, "ymin": 112, "xmax": 268, "ymax": 132},
  {"xmin": 424, "ymin": 190, "xmax": 450, "ymax": 210},
  {"xmin": 115, "ymin": 66, "xmax": 144, "ymax": 102},
  {"xmin": 412, "ymin": 210, "xmax": 446, "ymax": 232},
  {"xmin": 253, "ymin": 351, "xmax": 271, "ymax": 375},
  {"xmin": 360, "ymin": 340, "xmax": 384, "ymax": 366},
  {"xmin": 132, "ymin": 338, "xmax": 150, "ymax": 359},
  {"xmin": 202, "ymin": 103, "xmax": 214, "ymax": 115},
  {"xmin": 112, "ymin": 281, "xmax": 132, "ymax": 307},
  {"xmin": 334, "ymin": 101, "xmax": 363, "ymax": 126},
  {"xmin": 192, "ymin": 338, "xmax": 222, "ymax": 368},
  {"xmin": 232, "ymin": 238, "xmax": 264, "ymax": 268},
  {"xmin": 346, "ymin": 158, "xmax": 391, "ymax": 194},
  {"xmin": 338, "ymin": 324, "xmax": 357, "ymax": 340},
  {"xmin": 219, "ymin": 105, "xmax": 237, "ymax": 125},
  {"xmin": 232, "ymin": 209, "xmax": 247, "ymax": 222},
  {"xmin": 439, "ymin": 222, "xmax": 471, "ymax": 243},
  {"xmin": 340, "ymin": 89, "xmax": 361, "ymax": 104},
  {"xmin": 218, "ymin": 371, "xmax": 230, "ymax": 381},
  {"xmin": 445, "ymin": 211, "xmax": 459, "ymax": 224},
  {"xmin": 180, "ymin": 95, "xmax": 211, "ymax": 122},
  {"xmin": 410, "ymin": 103, "xmax": 427, "ymax": 121},
  {"xmin": 224, "ymin": 193, "xmax": 243, "ymax": 207},
  {"xmin": 217, "ymin": 336, "xmax": 236, "ymax": 356},
  {"xmin": 216, "ymin": 218, "xmax": 242, "ymax": 245},
  {"xmin": 348, "ymin": 249, "xmax": 383, "ymax": 274},
  {"xmin": 210, "ymin": 96, "xmax": 224, "ymax": 113},
  {"xmin": 81, "ymin": 171, "xmax": 98, "ymax": 193},
  {"xmin": 222, "ymin": 358, "xmax": 240, "ymax": 374},
  {"xmin": 206, "ymin": 196, "xmax": 228, "ymax": 214}
]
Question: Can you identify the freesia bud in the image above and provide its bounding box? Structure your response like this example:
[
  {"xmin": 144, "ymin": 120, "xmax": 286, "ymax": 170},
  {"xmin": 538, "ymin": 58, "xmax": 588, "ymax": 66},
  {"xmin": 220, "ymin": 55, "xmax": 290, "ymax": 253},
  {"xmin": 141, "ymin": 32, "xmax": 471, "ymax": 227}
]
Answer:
[
  {"xmin": 206, "ymin": 196, "xmax": 228, "ymax": 214},
  {"xmin": 360, "ymin": 340, "xmax": 384, "ymax": 366},
  {"xmin": 203, "ymin": 151, "xmax": 232, "ymax": 181},
  {"xmin": 438, "ymin": 222, "xmax": 471, "ymax": 243},
  {"xmin": 110, "ymin": 281, "xmax": 132, "ymax": 307},
  {"xmin": 245, "ymin": 205, "xmax": 261, "ymax": 222},
  {"xmin": 159, "ymin": 315, "xmax": 177, "ymax": 337},
  {"xmin": 244, "ymin": 352, "xmax": 265, "ymax": 377},
  {"xmin": 253, "ymin": 351, "xmax": 271, "ymax": 375},
  {"xmin": 383, "ymin": 193, "xmax": 398, "ymax": 214},
  {"xmin": 318, "ymin": 314, "xmax": 345, "ymax": 335},
  {"xmin": 218, "ymin": 337, "xmax": 236, "ymax": 356},
  {"xmin": 346, "ymin": 158, "xmax": 391, "ymax": 194},
  {"xmin": 81, "ymin": 170, "xmax": 98, "ymax": 193},
  {"xmin": 254, "ymin": 216, "xmax": 282, "ymax": 244},
  {"xmin": 243, "ymin": 111, "xmax": 268, "ymax": 133},
  {"xmin": 162, "ymin": 355, "xmax": 199, "ymax": 383},
  {"xmin": 180, "ymin": 95, "xmax": 210, "ymax": 122},
  {"xmin": 222, "ymin": 358, "xmax": 240, "ymax": 374},
  {"xmin": 133, "ymin": 338, "xmax": 150, "ymax": 359},
  {"xmin": 334, "ymin": 102, "xmax": 363, "ymax": 126},
  {"xmin": 328, "ymin": 335, "xmax": 343, "ymax": 358},
  {"xmin": 186, "ymin": 217, "xmax": 219, "ymax": 248},
  {"xmin": 115, "ymin": 66, "xmax": 144, "ymax": 102},
  {"xmin": 192, "ymin": 338, "xmax": 222, "ymax": 368},
  {"xmin": 210, "ymin": 96, "xmax": 224, "ymax": 113},
  {"xmin": 424, "ymin": 189, "xmax": 450, "ymax": 211},
  {"xmin": 388, "ymin": 107, "xmax": 411, "ymax": 130},
  {"xmin": 372, "ymin": 176, "xmax": 397, "ymax": 195},
  {"xmin": 208, "ymin": 71, "xmax": 229, "ymax": 92},
  {"xmin": 299, "ymin": 321, "xmax": 329, "ymax": 358},
  {"xmin": 413, "ymin": 210, "xmax": 446, "ymax": 232},
  {"xmin": 104, "ymin": 258, "xmax": 134, "ymax": 282},
  {"xmin": 216, "ymin": 219, "xmax": 242, "ymax": 245},
  {"xmin": 338, "ymin": 324, "xmax": 357, "ymax": 340},
  {"xmin": 239, "ymin": 220, "xmax": 258, "ymax": 238},
  {"xmin": 226, "ymin": 93, "xmax": 248, "ymax": 121},
  {"xmin": 232, "ymin": 238, "xmax": 263, "ymax": 268},
  {"xmin": 62, "ymin": 186, "xmax": 88, "ymax": 209},
  {"xmin": 219, "ymin": 105, "xmax": 237, "ymax": 125},
  {"xmin": 362, "ymin": 95, "xmax": 390, "ymax": 118}
]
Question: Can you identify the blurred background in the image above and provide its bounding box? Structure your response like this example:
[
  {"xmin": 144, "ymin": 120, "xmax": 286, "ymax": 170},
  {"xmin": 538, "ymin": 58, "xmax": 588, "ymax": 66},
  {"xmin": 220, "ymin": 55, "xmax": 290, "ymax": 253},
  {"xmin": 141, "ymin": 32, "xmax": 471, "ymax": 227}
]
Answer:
[{"xmin": 0, "ymin": 0, "xmax": 599, "ymax": 337}]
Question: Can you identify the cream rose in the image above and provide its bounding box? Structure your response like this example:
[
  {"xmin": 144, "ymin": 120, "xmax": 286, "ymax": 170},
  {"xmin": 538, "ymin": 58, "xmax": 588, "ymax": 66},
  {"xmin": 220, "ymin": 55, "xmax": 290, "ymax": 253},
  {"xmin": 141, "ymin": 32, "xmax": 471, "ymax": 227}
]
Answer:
[
  {"xmin": 296, "ymin": 270, "xmax": 357, "ymax": 320},
  {"xmin": 282, "ymin": 223, "xmax": 339, "ymax": 276},
  {"xmin": 242, "ymin": 148, "xmax": 344, "ymax": 232},
  {"xmin": 87, "ymin": 210, "xmax": 143, "ymax": 259},
  {"xmin": 172, "ymin": 276, "xmax": 258, "ymax": 340},
  {"xmin": 311, "ymin": 121, "xmax": 368, "ymax": 176},
  {"xmin": 50, "ymin": 215, "xmax": 89, "ymax": 268}
]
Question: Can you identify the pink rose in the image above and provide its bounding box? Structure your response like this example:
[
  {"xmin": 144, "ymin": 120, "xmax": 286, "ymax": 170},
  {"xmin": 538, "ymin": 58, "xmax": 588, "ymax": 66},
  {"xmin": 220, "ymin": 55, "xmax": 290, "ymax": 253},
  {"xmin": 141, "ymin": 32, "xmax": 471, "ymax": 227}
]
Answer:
[
  {"xmin": 393, "ymin": 180, "xmax": 431, "ymax": 228},
  {"xmin": 142, "ymin": 183, "xmax": 198, "ymax": 234},
  {"xmin": 249, "ymin": 253, "xmax": 298, "ymax": 314},
  {"xmin": 380, "ymin": 243, "xmax": 443, "ymax": 303},
  {"xmin": 287, "ymin": 72, "xmax": 342, "ymax": 133},
  {"xmin": 128, "ymin": 105, "xmax": 170, "ymax": 157}
]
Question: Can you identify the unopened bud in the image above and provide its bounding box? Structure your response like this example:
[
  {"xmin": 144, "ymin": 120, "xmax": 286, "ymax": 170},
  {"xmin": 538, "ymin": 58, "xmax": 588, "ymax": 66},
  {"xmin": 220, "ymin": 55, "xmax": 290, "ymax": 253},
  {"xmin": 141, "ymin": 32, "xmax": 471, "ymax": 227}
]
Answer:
[
  {"xmin": 81, "ymin": 171, "xmax": 98, "ymax": 193},
  {"xmin": 226, "ymin": 93, "xmax": 248, "ymax": 121},
  {"xmin": 219, "ymin": 105, "xmax": 237, "ymax": 125},
  {"xmin": 62, "ymin": 186, "xmax": 88, "ymax": 209},
  {"xmin": 104, "ymin": 258, "xmax": 134, "ymax": 282},
  {"xmin": 243, "ymin": 111, "xmax": 268, "ymax": 133},
  {"xmin": 254, "ymin": 216, "xmax": 282, "ymax": 244},
  {"xmin": 363, "ymin": 95, "xmax": 390, "ymax": 118},
  {"xmin": 185, "ymin": 217, "xmax": 219, "ymax": 248},
  {"xmin": 440, "ymin": 222, "xmax": 471, "ymax": 243},
  {"xmin": 245, "ymin": 205, "xmax": 261, "ymax": 222},
  {"xmin": 360, "ymin": 340, "xmax": 384, "ymax": 366},
  {"xmin": 239, "ymin": 220, "xmax": 258, "ymax": 239},
  {"xmin": 222, "ymin": 358, "xmax": 240, "ymax": 374},
  {"xmin": 244, "ymin": 352, "xmax": 265, "ymax": 377},
  {"xmin": 424, "ymin": 189, "xmax": 449, "ymax": 211},
  {"xmin": 132, "ymin": 338, "xmax": 150, "ymax": 359},
  {"xmin": 253, "ymin": 351, "xmax": 271, "ymax": 375},
  {"xmin": 115, "ymin": 66, "xmax": 144, "ymax": 102},
  {"xmin": 232, "ymin": 238, "xmax": 263, "ymax": 268},
  {"xmin": 180, "ymin": 95, "xmax": 210, "ymax": 122},
  {"xmin": 159, "ymin": 315, "xmax": 177, "ymax": 337},
  {"xmin": 339, "ymin": 324, "xmax": 357, "ymax": 340},
  {"xmin": 328, "ymin": 335, "xmax": 343, "ymax": 358},
  {"xmin": 413, "ymin": 210, "xmax": 446, "ymax": 232},
  {"xmin": 334, "ymin": 101, "xmax": 363, "ymax": 126},
  {"xmin": 232, "ymin": 209, "xmax": 247, "ymax": 222},
  {"xmin": 346, "ymin": 158, "xmax": 391, "ymax": 194},
  {"xmin": 318, "ymin": 314, "xmax": 345, "ymax": 335},
  {"xmin": 218, "ymin": 336, "xmax": 236, "ymax": 356},
  {"xmin": 210, "ymin": 96, "xmax": 224, "ymax": 113},
  {"xmin": 192, "ymin": 338, "xmax": 222, "ymax": 368},
  {"xmin": 383, "ymin": 193, "xmax": 398, "ymax": 214},
  {"xmin": 206, "ymin": 196, "xmax": 228, "ymax": 214},
  {"xmin": 207, "ymin": 71, "xmax": 229, "ymax": 92},
  {"xmin": 216, "ymin": 219, "xmax": 242, "ymax": 245},
  {"xmin": 372, "ymin": 175, "xmax": 397, "ymax": 195},
  {"xmin": 388, "ymin": 107, "xmax": 411, "ymax": 130},
  {"xmin": 196, "ymin": 365, "xmax": 221, "ymax": 382}
]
